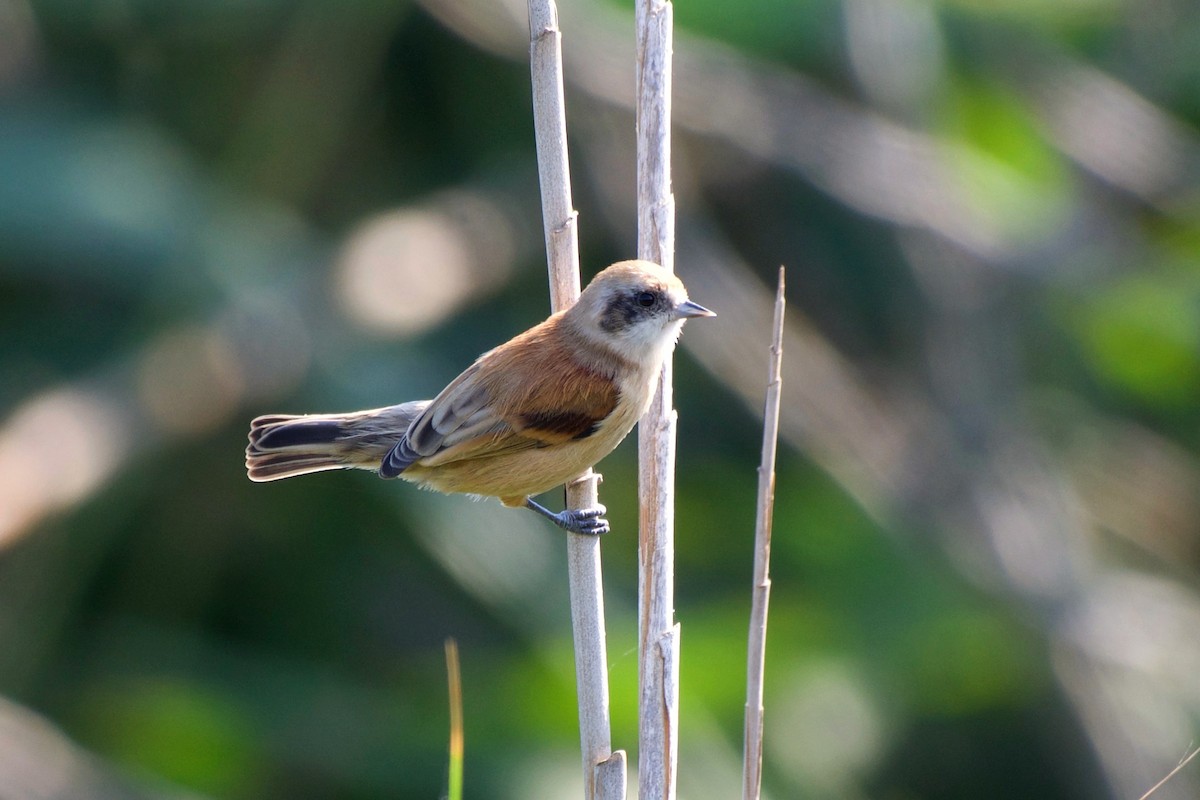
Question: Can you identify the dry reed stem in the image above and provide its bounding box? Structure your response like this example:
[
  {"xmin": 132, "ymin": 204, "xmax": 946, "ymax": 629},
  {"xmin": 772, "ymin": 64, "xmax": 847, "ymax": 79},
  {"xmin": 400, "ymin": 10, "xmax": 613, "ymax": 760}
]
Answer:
[
  {"xmin": 741, "ymin": 268, "xmax": 785, "ymax": 800},
  {"xmin": 527, "ymin": 2, "xmax": 626, "ymax": 798},
  {"xmin": 1137, "ymin": 744, "xmax": 1200, "ymax": 800},
  {"xmin": 635, "ymin": 0, "xmax": 679, "ymax": 797}
]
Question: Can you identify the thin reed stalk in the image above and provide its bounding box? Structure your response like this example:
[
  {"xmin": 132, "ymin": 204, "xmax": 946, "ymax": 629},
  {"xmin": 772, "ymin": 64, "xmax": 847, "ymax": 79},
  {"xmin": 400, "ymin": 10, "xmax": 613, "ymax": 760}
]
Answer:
[
  {"xmin": 741, "ymin": 268, "xmax": 785, "ymax": 800},
  {"xmin": 527, "ymin": 2, "xmax": 627, "ymax": 798},
  {"xmin": 634, "ymin": 0, "xmax": 679, "ymax": 797}
]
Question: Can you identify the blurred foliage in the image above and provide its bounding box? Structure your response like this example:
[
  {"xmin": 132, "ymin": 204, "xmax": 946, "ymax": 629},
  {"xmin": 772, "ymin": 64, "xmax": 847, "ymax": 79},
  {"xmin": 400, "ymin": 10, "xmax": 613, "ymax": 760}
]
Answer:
[{"xmin": 2, "ymin": 0, "xmax": 1200, "ymax": 799}]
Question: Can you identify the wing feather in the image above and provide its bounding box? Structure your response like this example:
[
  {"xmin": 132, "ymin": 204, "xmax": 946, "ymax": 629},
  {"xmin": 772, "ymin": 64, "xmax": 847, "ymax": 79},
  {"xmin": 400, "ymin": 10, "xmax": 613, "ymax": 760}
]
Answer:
[{"xmin": 378, "ymin": 319, "xmax": 619, "ymax": 479}]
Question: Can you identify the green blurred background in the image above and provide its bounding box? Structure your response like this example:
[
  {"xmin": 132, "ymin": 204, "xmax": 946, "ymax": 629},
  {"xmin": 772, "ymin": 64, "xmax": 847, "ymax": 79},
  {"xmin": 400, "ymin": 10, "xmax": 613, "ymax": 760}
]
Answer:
[{"xmin": 3, "ymin": 0, "xmax": 1200, "ymax": 797}]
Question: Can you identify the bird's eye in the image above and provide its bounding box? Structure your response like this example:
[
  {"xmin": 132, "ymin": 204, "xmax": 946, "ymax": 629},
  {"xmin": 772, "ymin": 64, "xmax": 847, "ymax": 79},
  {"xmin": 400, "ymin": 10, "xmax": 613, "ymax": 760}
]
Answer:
[{"xmin": 636, "ymin": 291, "xmax": 657, "ymax": 308}]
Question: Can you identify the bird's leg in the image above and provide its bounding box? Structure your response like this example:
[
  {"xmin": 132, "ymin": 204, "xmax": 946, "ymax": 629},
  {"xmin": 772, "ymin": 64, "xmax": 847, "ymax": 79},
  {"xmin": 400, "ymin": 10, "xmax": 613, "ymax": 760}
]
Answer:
[{"xmin": 523, "ymin": 497, "xmax": 610, "ymax": 535}]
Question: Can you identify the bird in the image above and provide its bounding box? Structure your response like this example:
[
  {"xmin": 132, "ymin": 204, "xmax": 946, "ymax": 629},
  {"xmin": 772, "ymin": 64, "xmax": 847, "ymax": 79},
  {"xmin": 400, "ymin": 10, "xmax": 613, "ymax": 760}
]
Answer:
[{"xmin": 245, "ymin": 259, "xmax": 714, "ymax": 534}]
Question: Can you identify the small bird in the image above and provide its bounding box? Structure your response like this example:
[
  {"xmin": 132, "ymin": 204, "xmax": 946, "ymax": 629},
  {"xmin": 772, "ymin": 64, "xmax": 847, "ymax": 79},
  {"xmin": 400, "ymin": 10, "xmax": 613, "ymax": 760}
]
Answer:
[{"xmin": 246, "ymin": 259, "xmax": 714, "ymax": 534}]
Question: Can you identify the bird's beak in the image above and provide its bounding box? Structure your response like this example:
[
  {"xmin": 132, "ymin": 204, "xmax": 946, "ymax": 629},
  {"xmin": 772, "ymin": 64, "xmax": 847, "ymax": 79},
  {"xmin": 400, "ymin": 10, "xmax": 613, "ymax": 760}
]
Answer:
[{"xmin": 672, "ymin": 300, "xmax": 716, "ymax": 320}]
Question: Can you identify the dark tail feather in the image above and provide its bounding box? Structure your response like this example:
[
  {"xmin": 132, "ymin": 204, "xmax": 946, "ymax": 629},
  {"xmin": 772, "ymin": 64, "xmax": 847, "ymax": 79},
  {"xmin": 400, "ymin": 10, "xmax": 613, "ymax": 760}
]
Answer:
[
  {"xmin": 246, "ymin": 451, "xmax": 348, "ymax": 481},
  {"xmin": 246, "ymin": 414, "xmax": 349, "ymax": 482},
  {"xmin": 252, "ymin": 419, "xmax": 342, "ymax": 450},
  {"xmin": 245, "ymin": 402, "xmax": 429, "ymax": 483}
]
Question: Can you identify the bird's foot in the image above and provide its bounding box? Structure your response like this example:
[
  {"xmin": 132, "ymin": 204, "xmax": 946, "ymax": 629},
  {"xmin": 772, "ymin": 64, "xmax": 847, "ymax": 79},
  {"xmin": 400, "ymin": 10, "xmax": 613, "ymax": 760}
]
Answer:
[
  {"xmin": 524, "ymin": 498, "xmax": 610, "ymax": 535},
  {"xmin": 557, "ymin": 505, "xmax": 610, "ymax": 535}
]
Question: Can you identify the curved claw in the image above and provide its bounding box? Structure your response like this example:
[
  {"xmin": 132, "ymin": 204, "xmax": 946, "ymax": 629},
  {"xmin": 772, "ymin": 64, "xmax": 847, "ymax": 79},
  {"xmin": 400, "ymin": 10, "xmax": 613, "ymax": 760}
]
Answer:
[
  {"xmin": 524, "ymin": 498, "xmax": 611, "ymax": 536},
  {"xmin": 559, "ymin": 505, "xmax": 610, "ymax": 536}
]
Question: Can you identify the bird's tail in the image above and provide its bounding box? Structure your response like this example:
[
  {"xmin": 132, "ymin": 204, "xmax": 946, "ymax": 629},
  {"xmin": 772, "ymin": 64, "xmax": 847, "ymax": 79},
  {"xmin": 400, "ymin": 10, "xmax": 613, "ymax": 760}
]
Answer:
[{"xmin": 246, "ymin": 401, "xmax": 430, "ymax": 482}]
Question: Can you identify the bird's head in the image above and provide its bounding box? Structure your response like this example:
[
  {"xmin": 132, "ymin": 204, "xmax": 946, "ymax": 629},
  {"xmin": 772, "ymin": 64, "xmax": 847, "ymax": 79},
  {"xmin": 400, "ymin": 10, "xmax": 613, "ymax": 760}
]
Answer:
[{"xmin": 568, "ymin": 259, "xmax": 715, "ymax": 363}]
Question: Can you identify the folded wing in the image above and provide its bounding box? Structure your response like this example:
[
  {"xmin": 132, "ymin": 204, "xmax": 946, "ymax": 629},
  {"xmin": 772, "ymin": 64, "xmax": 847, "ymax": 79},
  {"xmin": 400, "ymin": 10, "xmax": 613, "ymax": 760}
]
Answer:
[{"xmin": 378, "ymin": 329, "xmax": 619, "ymax": 478}]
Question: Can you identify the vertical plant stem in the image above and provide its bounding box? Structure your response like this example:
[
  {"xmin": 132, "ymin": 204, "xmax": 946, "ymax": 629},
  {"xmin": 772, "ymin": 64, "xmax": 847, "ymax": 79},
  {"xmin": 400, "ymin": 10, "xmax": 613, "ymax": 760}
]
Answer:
[
  {"xmin": 527, "ymin": 2, "xmax": 626, "ymax": 799},
  {"xmin": 742, "ymin": 268, "xmax": 786, "ymax": 800},
  {"xmin": 445, "ymin": 638, "xmax": 464, "ymax": 800},
  {"xmin": 635, "ymin": 0, "xmax": 679, "ymax": 798}
]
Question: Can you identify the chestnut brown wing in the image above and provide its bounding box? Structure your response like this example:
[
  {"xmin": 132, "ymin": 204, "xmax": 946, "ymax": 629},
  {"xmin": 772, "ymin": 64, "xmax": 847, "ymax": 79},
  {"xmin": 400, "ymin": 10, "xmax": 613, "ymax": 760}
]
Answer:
[{"xmin": 379, "ymin": 321, "xmax": 618, "ymax": 476}]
